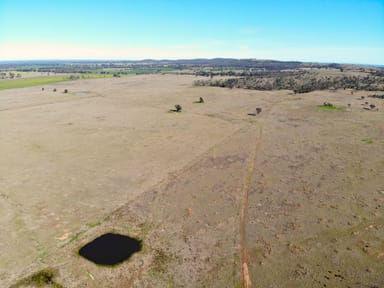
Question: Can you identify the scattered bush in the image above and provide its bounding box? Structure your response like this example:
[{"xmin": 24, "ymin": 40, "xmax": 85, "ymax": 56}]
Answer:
[
  {"xmin": 194, "ymin": 71, "xmax": 384, "ymax": 92},
  {"xmin": 368, "ymin": 94, "xmax": 384, "ymax": 99},
  {"xmin": 68, "ymin": 75, "xmax": 80, "ymax": 80}
]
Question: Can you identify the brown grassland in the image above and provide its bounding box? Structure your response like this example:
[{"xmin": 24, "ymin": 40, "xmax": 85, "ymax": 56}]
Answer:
[{"xmin": 1, "ymin": 74, "xmax": 383, "ymax": 287}]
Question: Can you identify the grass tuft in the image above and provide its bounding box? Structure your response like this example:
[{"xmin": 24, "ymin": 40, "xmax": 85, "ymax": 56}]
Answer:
[
  {"xmin": 362, "ymin": 139, "xmax": 374, "ymax": 144},
  {"xmin": 317, "ymin": 105, "xmax": 345, "ymax": 111}
]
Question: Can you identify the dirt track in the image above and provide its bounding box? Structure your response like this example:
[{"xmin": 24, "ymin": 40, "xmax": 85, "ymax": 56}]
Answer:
[{"xmin": 1, "ymin": 75, "xmax": 383, "ymax": 287}]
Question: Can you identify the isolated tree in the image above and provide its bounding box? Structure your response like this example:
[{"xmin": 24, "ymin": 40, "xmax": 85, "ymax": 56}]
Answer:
[{"xmin": 175, "ymin": 104, "xmax": 182, "ymax": 112}]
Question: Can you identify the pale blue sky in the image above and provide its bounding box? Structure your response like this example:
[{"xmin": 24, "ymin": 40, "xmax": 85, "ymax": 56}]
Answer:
[{"xmin": 0, "ymin": 0, "xmax": 383, "ymax": 64}]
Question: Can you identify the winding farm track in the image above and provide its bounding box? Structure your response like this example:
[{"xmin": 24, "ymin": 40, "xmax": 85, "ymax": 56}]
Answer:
[
  {"xmin": 240, "ymin": 126, "xmax": 262, "ymax": 288},
  {"xmin": 239, "ymin": 100, "xmax": 280, "ymax": 288}
]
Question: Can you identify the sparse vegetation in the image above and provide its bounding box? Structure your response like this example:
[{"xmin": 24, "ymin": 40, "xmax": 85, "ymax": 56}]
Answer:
[
  {"xmin": 368, "ymin": 94, "xmax": 384, "ymax": 99},
  {"xmin": 87, "ymin": 221, "xmax": 102, "ymax": 228},
  {"xmin": 194, "ymin": 71, "xmax": 384, "ymax": 92},
  {"xmin": 152, "ymin": 249, "xmax": 173, "ymax": 273},
  {"xmin": 10, "ymin": 269, "xmax": 63, "ymax": 288},
  {"xmin": 362, "ymin": 139, "xmax": 374, "ymax": 144}
]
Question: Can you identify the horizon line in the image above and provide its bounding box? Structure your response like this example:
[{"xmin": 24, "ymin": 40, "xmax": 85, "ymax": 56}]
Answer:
[{"xmin": 0, "ymin": 58, "xmax": 383, "ymax": 67}]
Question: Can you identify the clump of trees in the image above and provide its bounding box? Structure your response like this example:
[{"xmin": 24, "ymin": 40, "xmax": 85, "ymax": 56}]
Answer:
[
  {"xmin": 0, "ymin": 72, "xmax": 22, "ymax": 79},
  {"xmin": 68, "ymin": 75, "xmax": 80, "ymax": 80},
  {"xmin": 368, "ymin": 94, "xmax": 384, "ymax": 99}
]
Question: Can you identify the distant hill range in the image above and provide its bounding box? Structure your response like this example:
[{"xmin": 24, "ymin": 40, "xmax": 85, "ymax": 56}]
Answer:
[
  {"xmin": 0, "ymin": 58, "xmax": 383, "ymax": 72},
  {"xmin": 127, "ymin": 58, "xmax": 384, "ymax": 71}
]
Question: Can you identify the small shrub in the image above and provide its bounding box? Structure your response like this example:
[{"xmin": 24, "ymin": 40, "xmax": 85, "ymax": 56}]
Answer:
[
  {"xmin": 362, "ymin": 139, "xmax": 374, "ymax": 144},
  {"xmin": 175, "ymin": 104, "xmax": 182, "ymax": 112},
  {"xmin": 193, "ymin": 97, "xmax": 205, "ymax": 104}
]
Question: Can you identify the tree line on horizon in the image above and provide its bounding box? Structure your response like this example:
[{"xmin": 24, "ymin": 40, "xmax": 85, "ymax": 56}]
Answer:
[{"xmin": 193, "ymin": 71, "xmax": 384, "ymax": 93}]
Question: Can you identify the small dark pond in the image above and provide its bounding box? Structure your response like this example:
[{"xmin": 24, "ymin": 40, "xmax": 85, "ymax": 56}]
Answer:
[{"xmin": 79, "ymin": 233, "xmax": 142, "ymax": 266}]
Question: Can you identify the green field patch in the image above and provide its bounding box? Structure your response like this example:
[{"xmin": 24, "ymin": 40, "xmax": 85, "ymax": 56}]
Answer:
[
  {"xmin": 0, "ymin": 76, "xmax": 69, "ymax": 90},
  {"xmin": 0, "ymin": 74, "xmax": 114, "ymax": 90}
]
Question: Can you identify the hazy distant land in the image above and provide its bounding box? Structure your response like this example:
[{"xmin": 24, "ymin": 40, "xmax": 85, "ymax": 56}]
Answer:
[{"xmin": 1, "ymin": 59, "xmax": 383, "ymax": 287}]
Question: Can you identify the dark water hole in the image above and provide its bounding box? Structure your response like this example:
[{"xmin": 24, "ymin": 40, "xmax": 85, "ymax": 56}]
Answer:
[{"xmin": 79, "ymin": 233, "xmax": 142, "ymax": 266}]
